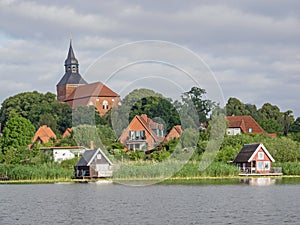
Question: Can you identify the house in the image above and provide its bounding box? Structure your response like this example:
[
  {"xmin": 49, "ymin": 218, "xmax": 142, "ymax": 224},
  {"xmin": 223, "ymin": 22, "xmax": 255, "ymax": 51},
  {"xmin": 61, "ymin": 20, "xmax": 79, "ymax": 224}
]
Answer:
[
  {"xmin": 32, "ymin": 125, "xmax": 56, "ymax": 145},
  {"xmin": 56, "ymin": 40, "xmax": 120, "ymax": 116},
  {"xmin": 40, "ymin": 146, "xmax": 87, "ymax": 163},
  {"xmin": 75, "ymin": 148, "xmax": 113, "ymax": 178},
  {"xmin": 226, "ymin": 115, "xmax": 266, "ymax": 135},
  {"xmin": 119, "ymin": 114, "xmax": 165, "ymax": 151},
  {"xmin": 62, "ymin": 128, "xmax": 72, "ymax": 138},
  {"xmin": 164, "ymin": 125, "xmax": 182, "ymax": 143},
  {"xmin": 233, "ymin": 143, "xmax": 275, "ymax": 174}
]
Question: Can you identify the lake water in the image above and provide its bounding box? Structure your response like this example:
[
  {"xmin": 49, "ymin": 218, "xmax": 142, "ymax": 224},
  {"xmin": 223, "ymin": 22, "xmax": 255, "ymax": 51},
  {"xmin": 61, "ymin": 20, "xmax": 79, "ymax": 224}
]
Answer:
[{"xmin": 0, "ymin": 178, "xmax": 299, "ymax": 225}]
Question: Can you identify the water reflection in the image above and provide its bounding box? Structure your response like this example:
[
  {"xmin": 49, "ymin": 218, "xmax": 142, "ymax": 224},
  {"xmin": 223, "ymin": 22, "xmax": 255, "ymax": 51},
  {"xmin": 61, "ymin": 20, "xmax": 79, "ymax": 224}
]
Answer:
[{"xmin": 240, "ymin": 177, "xmax": 277, "ymax": 186}]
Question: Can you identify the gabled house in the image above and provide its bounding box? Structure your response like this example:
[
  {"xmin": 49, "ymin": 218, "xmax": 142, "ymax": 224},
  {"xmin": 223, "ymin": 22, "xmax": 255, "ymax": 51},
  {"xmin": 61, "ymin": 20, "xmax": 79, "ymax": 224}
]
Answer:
[
  {"xmin": 164, "ymin": 125, "xmax": 182, "ymax": 143},
  {"xmin": 56, "ymin": 40, "xmax": 120, "ymax": 116},
  {"xmin": 62, "ymin": 128, "xmax": 72, "ymax": 138},
  {"xmin": 226, "ymin": 115, "xmax": 265, "ymax": 135},
  {"xmin": 233, "ymin": 143, "xmax": 275, "ymax": 174},
  {"xmin": 119, "ymin": 114, "xmax": 165, "ymax": 151},
  {"xmin": 32, "ymin": 125, "xmax": 56, "ymax": 145},
  {"xmin": 75, "ymin": 149, "xmax": 113, "ymax": 178}
]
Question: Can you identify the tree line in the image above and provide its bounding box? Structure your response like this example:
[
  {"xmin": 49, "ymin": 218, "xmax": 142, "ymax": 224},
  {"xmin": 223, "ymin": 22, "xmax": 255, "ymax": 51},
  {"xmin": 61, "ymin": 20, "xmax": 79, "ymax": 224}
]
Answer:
[{"xmin": 0, "ymin": 87, "xmax": 299, "ymax": 166}]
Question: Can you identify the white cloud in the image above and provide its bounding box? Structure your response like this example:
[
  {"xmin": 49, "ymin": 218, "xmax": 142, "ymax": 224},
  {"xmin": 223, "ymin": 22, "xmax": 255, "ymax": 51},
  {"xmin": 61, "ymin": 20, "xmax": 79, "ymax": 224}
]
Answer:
[{"xmin": 0, "ymin": 0, "xmax": 299, "ymax": 116}]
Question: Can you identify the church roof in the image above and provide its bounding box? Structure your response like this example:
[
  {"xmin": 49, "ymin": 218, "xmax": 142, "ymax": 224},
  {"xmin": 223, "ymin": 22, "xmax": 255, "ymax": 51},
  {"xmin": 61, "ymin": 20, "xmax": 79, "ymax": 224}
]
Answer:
[
  {"xmin": 65, "ymin": 82, "xmax": 119, "ymax": 102},
  {"xmin": 57, "ymin": 40, "xmax": 87, "ymax": 86},
  {"xmin": 64, "ymin": 40, "xmax": 78, "ymax": 65},
  {"xmin": 56, "ymin": 72, "xmax": 87, "ymax": 86}
]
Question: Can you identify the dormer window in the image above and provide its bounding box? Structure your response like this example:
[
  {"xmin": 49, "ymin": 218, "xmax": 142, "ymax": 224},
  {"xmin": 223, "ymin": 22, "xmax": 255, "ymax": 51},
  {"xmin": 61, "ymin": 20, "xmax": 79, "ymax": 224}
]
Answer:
[{"xmin": 248, "ymin": 128, "xmax": 252, "ymax": 133}]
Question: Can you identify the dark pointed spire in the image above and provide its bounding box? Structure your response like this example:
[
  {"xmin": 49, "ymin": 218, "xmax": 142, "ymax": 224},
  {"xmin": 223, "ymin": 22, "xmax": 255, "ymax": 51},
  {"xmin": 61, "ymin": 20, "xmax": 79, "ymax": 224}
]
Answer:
[
  {"xmin": 64, "ymin": 39, "xmax": 79, "ymax": 75},
  {"xmin": 57, "ymin": 40, "xmax": 87, "ymax": 86}
]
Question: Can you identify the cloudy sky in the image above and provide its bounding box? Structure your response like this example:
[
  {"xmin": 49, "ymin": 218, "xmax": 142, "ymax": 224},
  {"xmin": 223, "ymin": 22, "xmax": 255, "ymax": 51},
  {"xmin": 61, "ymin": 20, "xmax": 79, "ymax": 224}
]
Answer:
[{"xmin": 0, "ymin": 0, "xmax": 299, "ymax": 117}]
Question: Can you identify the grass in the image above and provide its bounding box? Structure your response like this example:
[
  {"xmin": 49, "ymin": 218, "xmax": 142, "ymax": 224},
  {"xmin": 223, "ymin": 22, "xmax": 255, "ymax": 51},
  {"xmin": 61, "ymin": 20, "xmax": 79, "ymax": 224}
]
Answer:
[
  {"xmin": 0, "ymin": 163, "xmax": 73, "ymax": 180},
  {"xmin": 113, "ymin": 161, "xmax": 240, "ymax": 180}
]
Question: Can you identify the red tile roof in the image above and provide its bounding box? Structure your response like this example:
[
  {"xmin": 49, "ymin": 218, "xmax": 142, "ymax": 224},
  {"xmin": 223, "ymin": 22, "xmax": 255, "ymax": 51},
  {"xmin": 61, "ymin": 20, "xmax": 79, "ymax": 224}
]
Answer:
[
  {"xmin": 226, "ymin": 115, "xmax": 265, "ymax": 134},
  {"xmin": 65, "ymin": 82, "xmax": 119, "ymax": 102},
  {"xmin": 62, "ymin": 128, "xmax": 72, "ymax": 138},
  {"xmin": 32, "ymin": 125, "xmax": 57, "ymax": 143},
  {"xmin": 164, "ymin": 125, "xmax": 182, "ymax": 142},
  {"xmin": 137, "ymin": 114, "xmax": 165, "ymax": 143}
]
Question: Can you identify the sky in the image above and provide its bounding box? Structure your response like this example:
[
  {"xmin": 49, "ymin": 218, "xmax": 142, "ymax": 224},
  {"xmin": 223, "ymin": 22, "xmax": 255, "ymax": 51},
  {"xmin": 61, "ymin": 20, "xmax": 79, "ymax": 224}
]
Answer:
[{"xmin": 0, "ymin": 0, "xmax": 299, "ymax": 117}]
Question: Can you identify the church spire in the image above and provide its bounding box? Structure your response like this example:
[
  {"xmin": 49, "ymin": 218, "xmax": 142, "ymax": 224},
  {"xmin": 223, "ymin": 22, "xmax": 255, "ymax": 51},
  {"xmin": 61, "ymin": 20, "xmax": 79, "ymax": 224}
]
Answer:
[{"xmin": 64, "ymin": 39, "xmax": 79, "ymax": 73}]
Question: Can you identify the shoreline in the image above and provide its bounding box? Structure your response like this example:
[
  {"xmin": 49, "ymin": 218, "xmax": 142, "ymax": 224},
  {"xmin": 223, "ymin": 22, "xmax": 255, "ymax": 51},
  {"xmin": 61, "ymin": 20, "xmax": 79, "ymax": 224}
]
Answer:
[{"xmin": 1, "ymin": 175, "xmax": 300, "ymax": 185}]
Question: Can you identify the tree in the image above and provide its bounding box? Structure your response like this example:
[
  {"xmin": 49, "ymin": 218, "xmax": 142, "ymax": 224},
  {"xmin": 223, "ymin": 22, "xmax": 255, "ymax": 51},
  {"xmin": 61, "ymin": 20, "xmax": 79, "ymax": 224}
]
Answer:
[
  {"xmin": 290, "ymin": 117, "xmax": 300, "ymax": 133},
  {"xmin": 130, "ymin": 96, "xmax": 180, "ymax": 132},
  {"xmin": 72, "ymin": 125, "xmax": 105, "ymax": 149},
  {"xmin": 1, "ymin": 116, "xmax": 35, "ymax": 164},
  {"xmin": 259, "ymin": 119, "xmax": 283, "ymax": 135},
  {"xmin": 258, "ymin": 103, "xmax": 282, "ymax": 121},
  {"xmin": 111, "ymin": 88, "xmax": 178, "ymax": 136},
  {"xmin": 280, "ymin": 110, "xmax": 294, "ymax": 136},
  {"xmin": 225, "ymin": 97, "xmax": 247, "ymax": 116},
  {"xmin": 181, "ymin": 87, "xmax": 216, "ymax": 124},
  {"xmin": 0, "ymin": 91, "xmax": 72, "ymax": 134}
]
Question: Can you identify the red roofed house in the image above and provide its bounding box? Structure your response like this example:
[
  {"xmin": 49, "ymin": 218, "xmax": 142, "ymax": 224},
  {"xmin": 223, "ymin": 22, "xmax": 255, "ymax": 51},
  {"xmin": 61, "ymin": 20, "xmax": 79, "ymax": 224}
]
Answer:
[
  {"xmin": 119, "ymin": 114, "xmax": 165, "ymax": 151},
  {"xmin": 233, "ymin": 143, "xmax": 277, "ymax": 174},
  {"xmin": 56, "ymin": 40, "xmax": 120, "ymax": 116},
  {"xmin": 164, "ymin": 125, "xmax": 182, "ymax": 143},
  {"xmin": 62, "ymin": 128, "xmax": 72, "ymax": 138},
  {"xmin": 226, "ymin": 115, "xmax": 265, "ymax": 136},
  {"xmin": 32, "ymin": 125, "xmax": 56, "ymax": 145}
]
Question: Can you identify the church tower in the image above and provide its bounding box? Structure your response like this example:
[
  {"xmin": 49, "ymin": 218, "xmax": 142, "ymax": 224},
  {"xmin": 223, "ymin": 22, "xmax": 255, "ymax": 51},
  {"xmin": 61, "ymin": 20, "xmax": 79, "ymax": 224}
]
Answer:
[{"xmin": 56, "ymin": 40, "xmax": 87, "ymax": 102}]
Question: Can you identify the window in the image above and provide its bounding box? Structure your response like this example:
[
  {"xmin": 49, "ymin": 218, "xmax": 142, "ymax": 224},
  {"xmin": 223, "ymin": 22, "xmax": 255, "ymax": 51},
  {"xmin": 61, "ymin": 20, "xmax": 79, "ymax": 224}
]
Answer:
[
  {"xmin": 258, "ymin": 152, "xmax": 264, "ymax": 160},
  {"xmin": 97, "ymin": 154, "xmax": 102, "ymax": 160},
  {"xmin": 103, "ymin": 100, "xmax": 109, "ymax": 110},
  {"xmin": 264, "ymin": 161, "xmax": 270, "ymax": 170},
  {"xmin": 71, "ymin": 65, "xmax": 77, "ymax": 73},
  {"xmin": 258, "ymin": 161, "xmax": 264, "ymax": 170},
  {"xmin": 248, "ymin": 128, "xmax": 252, "ymax": 133},
  {"xmin": 128, "ymin": 130, "xmax": 146, "ymax": 140}
]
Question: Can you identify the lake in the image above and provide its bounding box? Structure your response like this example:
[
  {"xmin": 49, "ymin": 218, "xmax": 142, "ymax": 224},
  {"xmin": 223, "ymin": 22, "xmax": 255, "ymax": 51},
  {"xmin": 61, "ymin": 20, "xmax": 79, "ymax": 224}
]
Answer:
[{"xmin": 0, "ymin": 178, "xmax": 299, "ymax": 225}]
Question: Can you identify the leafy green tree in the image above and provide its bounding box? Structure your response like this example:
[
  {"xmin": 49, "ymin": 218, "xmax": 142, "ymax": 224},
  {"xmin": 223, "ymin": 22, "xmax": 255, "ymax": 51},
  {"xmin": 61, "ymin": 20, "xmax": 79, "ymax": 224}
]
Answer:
[
  {"xmin": 245, "ymin": 103, "xmax": 260, "ymax": 121},
  {"xmin": 1, "ymin": 116, "xmax": 35, "ymax": 164},
  {"xmin": 97, "ymin": 125, "xmax": 117, "ymax": 146},
  {"xmin": 258, "ymin": 103, "xmax": 282, "ymax": 121},
  {"xmin": 281, "ymin": 110, "xmax": 294, "ymax": 136},
  {"xmin": 181, "ymin": 87, "xmax": 216, "ymax": 123},
  {"xmin": 259, "ymin": 119, "xmax": 283, "ymax": 135},
  {"xmin": 0, "ymin": 91, "xmax": 72, "ymax": 134},
  {"xmin": 290, "ymin": 117, "xmax": 300, "ymax": 133},
  {"xmin": 111, "ymin": 88, "xmax": 178, "ymax": 136},
  {"xmin": 130, "ymin": 96, "xmax": 180, "ymax": 132},
  {"xmin": 72, "ymin": 125, "xmax": 100, "ymax": 148},
  {"xmin": 180, "ymin": 128, "xmax": 199, "ymax": 148},
  {"xmin": 225, "ymin": 97, "xmax": 247, "ymax": 116}
]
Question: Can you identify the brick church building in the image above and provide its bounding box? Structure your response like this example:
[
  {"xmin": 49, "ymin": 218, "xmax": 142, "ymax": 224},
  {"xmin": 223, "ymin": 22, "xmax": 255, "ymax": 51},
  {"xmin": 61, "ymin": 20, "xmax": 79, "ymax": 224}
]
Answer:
[{"xmin": 56, "ymin": 41, "xmax": 120, "ymax": 115}]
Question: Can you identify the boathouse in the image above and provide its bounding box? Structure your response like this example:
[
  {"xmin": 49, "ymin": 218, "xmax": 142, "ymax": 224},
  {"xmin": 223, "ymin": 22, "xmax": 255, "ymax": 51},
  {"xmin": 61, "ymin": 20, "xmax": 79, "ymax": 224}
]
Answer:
[
  {"xmin": 75, "ymin": 148, "xmax": 113, "ymax": 178},
  {"xmin": 233, "ymin": 143, "xmax": 275, "ymax": 174}
]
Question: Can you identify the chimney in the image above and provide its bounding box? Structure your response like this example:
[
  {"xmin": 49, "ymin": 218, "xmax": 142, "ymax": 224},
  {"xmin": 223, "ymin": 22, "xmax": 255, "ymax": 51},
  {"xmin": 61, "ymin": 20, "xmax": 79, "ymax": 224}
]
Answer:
[{"xmin": 90, "ymin": 141, "xmax": 94, "ymax": 150}]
